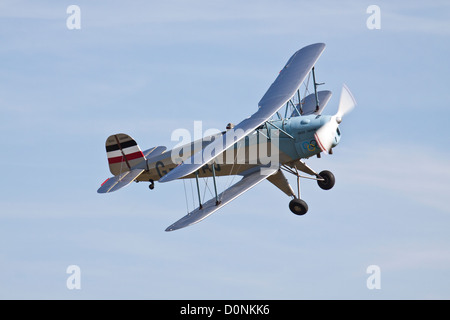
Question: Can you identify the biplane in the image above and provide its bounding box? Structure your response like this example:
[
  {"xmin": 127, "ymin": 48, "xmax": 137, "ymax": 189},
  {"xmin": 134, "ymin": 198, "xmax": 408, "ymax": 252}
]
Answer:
[{"xmin": 97, "ymin": 43, "xmax": 356, "ymax": 231}]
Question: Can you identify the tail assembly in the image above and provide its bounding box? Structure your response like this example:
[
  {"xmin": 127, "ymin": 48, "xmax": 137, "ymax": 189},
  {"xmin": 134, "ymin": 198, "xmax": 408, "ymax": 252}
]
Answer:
[
  {"xmin": 98, "ymin": 168, "xmax": 145, "ymax": 194},
  {"xmin": 106, "ymin": 133, "xmax": 146, "ymax": 176},
  {"xmin": 98, "ymin": 133, "xmax": 146, "ymax": 194}
]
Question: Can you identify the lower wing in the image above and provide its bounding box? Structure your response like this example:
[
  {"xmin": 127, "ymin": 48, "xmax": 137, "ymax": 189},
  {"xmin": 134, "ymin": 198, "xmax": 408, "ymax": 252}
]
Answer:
[{"xmin": 165, "ymin": 166, "xmax": 278, "ymax": 231}]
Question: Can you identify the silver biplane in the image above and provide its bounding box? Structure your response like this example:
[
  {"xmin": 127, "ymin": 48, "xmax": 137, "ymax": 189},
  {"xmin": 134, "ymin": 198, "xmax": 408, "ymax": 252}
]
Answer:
[{"xmin": 98, "ymin": 43, "xmax": 356, "ymax": 231}]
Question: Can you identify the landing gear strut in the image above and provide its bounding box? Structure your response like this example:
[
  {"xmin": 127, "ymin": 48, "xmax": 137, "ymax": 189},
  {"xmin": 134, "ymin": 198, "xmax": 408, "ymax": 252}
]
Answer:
[
  {"xmin": 148, "ymin": 179, "xmax": 155, "ymax": 190},
  {"xmin": 281, "ymin": 163, "xmax": 335, "ymax": 216},
  {"xmin": 289, "ymin": 164, "xmax": 309, "ymax": 215}
]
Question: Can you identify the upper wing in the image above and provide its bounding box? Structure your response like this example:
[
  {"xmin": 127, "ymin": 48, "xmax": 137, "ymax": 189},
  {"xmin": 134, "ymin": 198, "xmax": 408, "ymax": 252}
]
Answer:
[
  {"xmin": 165, "ymin": 166, "xmax": 278, "ymax": 231},
  {"xmin": 159, "ymin": 43, "xmax": 326, "ymax": 183},
  {"xmin": 291, "ymin": 90, "xmax": 332, "ymax": 117}
]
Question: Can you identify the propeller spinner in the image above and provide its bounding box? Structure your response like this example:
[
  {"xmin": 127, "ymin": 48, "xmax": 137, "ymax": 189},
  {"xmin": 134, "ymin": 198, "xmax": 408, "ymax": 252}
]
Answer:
[{"xmin": 314, "ymin": 84, "xmax": 356, "ymax": 153}]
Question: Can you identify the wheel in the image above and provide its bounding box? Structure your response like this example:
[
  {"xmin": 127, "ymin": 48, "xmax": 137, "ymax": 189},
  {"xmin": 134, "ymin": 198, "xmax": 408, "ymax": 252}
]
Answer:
[
  {"xmin": 148, "ymin": 179, "xmax": 155, "ymax": 190},
  {"xmin": 317, "ymin": 170, "xmax": 335, "ymax": 190},
  {"xmin": 289, "ymin": 198, "xmax": 308, "ymax": 215}
]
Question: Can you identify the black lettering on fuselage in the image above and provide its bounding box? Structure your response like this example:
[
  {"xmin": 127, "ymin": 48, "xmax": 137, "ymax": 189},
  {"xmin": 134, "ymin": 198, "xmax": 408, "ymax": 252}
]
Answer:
[
  {"xmin": 201, "ymin": 163, "xmax": 221, "ymax": 174},
  {"xmin": 156, "ymin": 161, "xmax": 167, "ymax": 177}
]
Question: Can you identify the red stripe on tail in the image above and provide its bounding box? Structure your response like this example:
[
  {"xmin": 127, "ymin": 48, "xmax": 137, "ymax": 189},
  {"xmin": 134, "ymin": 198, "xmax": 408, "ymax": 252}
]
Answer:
[{"xmin": 108, "ymin": 151, "xmax": 144, "ymax": 164}]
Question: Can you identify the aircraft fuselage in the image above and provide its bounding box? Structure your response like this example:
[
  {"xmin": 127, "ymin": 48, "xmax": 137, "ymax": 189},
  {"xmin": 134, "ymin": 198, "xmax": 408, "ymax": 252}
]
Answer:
[{"xmin": 135, "ymin": 115, "xmax": 340, "ymax": 182}]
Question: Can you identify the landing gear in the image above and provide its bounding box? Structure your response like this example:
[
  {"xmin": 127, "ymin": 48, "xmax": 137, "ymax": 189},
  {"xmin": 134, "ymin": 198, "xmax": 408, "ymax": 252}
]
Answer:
[
  {"xmin": 317, "ymin": 170, "xmax": 335, "ymax": 190},
  {"xmin": 289, "ymin": 198, "xmax": 308, "ymax": 215},
  {"xmin": 148, "ymin": 179, "xmax": 155, "ymax": 190},
  {"xmin": 288, "ymin": 164, "xmax": 309, "ymax": 216},
  {"xmin": 280, "ymin": 163, "xmax": 336, "ymax": 216}
]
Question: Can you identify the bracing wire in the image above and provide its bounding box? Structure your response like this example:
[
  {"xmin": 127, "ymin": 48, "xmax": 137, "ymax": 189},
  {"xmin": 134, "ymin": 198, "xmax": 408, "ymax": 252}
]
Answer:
[
  {"xmin": 202, "ymin": 176, "xmax": 213, "ymax": 202},
  {"xmin": 303, "ymin": 71, "xmax": 311, "ymax": 98},
  {"xmin": 219, "ymin": 141, "xmax": 243, "ymax": 202},
  {"xmin": 189, "ymin": 178, "xmax": 195, "ymax": 211},
  {"xmin": 182, "ymin": 179, "xmax": 189, "ymax": 213}
]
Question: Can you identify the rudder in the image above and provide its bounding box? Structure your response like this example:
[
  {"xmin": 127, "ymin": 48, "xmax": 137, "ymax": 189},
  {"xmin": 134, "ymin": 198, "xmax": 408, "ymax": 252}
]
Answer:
[{"xmin": 105, "ymin": 133, "xmax": 146, "ymax": 175}]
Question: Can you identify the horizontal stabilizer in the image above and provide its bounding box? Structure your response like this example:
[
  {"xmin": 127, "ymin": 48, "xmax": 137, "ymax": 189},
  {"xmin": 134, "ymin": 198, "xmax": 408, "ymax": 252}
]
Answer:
[
  {"xmin": 165, "ymin": 167, "xmax": 278, "ymax": 231},
  {"xmin": 97, "ymin": 168, "xmax": 145, "ymax": 193},
  {"xmin": 142, "ymin": 146, "xmax": 167, "ymax": 159}
]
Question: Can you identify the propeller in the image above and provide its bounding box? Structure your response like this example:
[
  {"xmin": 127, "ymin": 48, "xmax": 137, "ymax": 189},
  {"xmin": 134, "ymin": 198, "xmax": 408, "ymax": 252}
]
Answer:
[{"xmin": 314, "ymin": 84, "xmax": 356, "ymax": 153}]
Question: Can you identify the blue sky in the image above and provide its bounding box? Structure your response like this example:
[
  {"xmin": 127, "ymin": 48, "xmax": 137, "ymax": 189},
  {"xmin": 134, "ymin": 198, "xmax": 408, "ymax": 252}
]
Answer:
[{"xmin": 0, "ymin": 0, "xmax": 449, "ymax": 299}]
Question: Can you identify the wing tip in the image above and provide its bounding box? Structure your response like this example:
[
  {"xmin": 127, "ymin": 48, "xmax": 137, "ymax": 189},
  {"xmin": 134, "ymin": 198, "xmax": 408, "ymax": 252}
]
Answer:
[{"xmin": 305, "ymin": 42, "xmax": 326, "ymax": 52}]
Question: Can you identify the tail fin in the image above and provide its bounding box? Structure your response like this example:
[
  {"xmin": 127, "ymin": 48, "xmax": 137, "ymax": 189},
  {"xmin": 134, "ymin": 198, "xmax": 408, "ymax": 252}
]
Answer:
[{"xmin": 106, "ymin": 133, "xmax": 146, "ymax": 175}]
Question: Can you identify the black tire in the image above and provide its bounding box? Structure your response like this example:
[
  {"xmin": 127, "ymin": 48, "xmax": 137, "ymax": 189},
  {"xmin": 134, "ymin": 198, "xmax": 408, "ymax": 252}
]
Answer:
[
  {"xmin": 289, "ymin": 198, "xmax": 308, "ymax": 216},
  {"xmin": 317, "ymin": 170, "xmax": 335, "ymax": 190},
  {"xmin": 149, "ymin": 179, "xmax": 155, "ymax": 190}
]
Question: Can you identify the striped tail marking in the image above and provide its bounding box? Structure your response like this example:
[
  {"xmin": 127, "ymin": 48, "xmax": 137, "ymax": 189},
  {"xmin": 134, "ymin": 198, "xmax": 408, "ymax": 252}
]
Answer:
[{"xmin": 106, "ymin": 134, "xmax": 145, "ymax": 175}]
